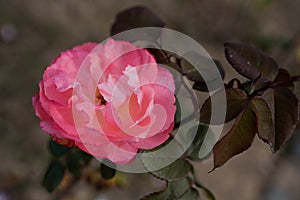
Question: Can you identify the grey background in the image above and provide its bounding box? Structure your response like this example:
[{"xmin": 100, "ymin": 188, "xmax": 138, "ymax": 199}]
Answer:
[{"xmin": 1, "ymin": 0, "xmax": 300, "ymax": 199}]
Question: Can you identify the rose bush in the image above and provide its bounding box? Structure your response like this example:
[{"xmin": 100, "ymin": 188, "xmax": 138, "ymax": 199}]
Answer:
[{"xmin": 33, "ymin": 39, "xmax": 176, "ymax": 164}]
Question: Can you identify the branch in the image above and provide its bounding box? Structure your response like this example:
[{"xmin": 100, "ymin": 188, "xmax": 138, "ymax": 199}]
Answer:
[{"xmin": 291, "ymin": 75, "xmax": 300, "ymax": 82}]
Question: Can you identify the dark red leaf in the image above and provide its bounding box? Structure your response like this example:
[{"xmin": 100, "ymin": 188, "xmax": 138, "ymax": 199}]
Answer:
[
  {"xmin": 225, "ymin": 42, "xmax": 278, "ymax": 81},
  {"xmin": 273, "ymin": 87, "xmax": 299, "ymax": 152},
  {"xmin": 250, "ymin": 98, "xmax": 274, "ymax": 146},
  {"xmin": 212, "ymin": 107, "xmax": 257, "ymax": 170},
  {"xmin": 200, "ymin": 88, "xmax": 248, "ymax": 125},
  {"xmin": 273, "ymin": 68, "xmax": 294, "ymax": 88},
  {"xmin": 259, "ymin": 88, "xmax": 299, "ymax": 152},
  {"xmin": 111, "ymin": 6, "xmax": 165, "ymax": 38}
]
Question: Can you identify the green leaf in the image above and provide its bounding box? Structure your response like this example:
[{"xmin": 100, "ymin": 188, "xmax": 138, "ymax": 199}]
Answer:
[
  {"xmin": 146, "ymin": 48, "xmax": 168, "ymax": 63},
  {"xmin": 139, "ymin": 138, "xmax": 186, "ymax": 180},
  {"xmin": 48, "ymin": 139, "xmax": 70, "ymax": 157},
  {"xmin": 141, "ymin": 188, "xmax": 170, "ymax": 200},
  {"xmin": 43, "ymin": 161, "xmax": 65, "ymax": 192},
  {"xmin": 180, "ymin": 55, "xmax": 202, "ymax": 83},
  {"xmin": 250, "ymin": 98, "xmax": 274, "ymax": 147},
  {"xmin": 186, "ymin": 124, "xmax": 209, "ymax": 161},
  {"xmin": 168, "ymin": 178, "xmax": 191, "ymax": 197},
  {"xmin": 240, "ymin": 80, "xmax": 255, "ymax": 95},
  {"xmin": 200, "ymin": 88, "xmax": 248, "ymax": 125},
  {"xmin": 181, "ymin": 53, "xmax": 224, "ymax": 82},
  {"xmin": 273, "ymin": 87, "xmax": 299, "ymax": 152},
  {"xmin": 149, "ymin": 159, "xmax": 192, "ymax": 181},
  {"xmin": 65, "ymin": 149, "xmax": 92, "ymax": 177},
  {"xmin": 174, "ymin": 97, "xmax": 181, "ymax": 125},
  {"xmin": 100, "ymin": 160, "xmax": 116, "ymax": 180},
  {"xmin": 192, "ymin": 81, "xmax": 209, "ymax": 92},
  {"xmin": 140, "ymin": 137, "xmax": 191, "ymax": 181},
  {"xmin": 178, "ymin": 188, "xmax": 199, "ymax": 200},
  {"xmin": 66, "ymin": 153, "xmax": 82, "ymax": 177},
  {"xmin": 111, "ymin": 6, "xmax": 165, "ymax": 39},
  {"xmin": 181, "ymin": 52, "xmax": 225, "ymax": 92},
  {"xmin": 74, "ymin": 149, "xmax": 93, "ymax": 164},
  {"xmin": 141, "ymin": 178, "xmax": 191, "ymax": 200},
  {"xmin": 212, "ymin": 107, "xmax": 257, "ymax": 170},
  {"xmin": 193, "ymin": 176, "xmax": 215, "ymax": 200},
  {"xmin": 225, "ymin": 42, "xmax": 278, "ymax": 81}
]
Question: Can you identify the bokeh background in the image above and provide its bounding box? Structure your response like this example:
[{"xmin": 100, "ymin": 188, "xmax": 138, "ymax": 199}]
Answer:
[{"xmin": 1, "ymin": 0, "xmax": 300, "ymax": 199}]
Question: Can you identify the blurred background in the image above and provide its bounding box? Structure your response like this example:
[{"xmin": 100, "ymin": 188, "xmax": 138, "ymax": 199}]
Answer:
[{"xmin": 1, "ymin": 0, "xmax": 300, "ymax": 199}]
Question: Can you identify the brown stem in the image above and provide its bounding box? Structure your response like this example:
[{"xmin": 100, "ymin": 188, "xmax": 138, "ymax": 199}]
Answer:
[
  {"xmin": 250, "ymin": 74, "xmax": 300, "ymax": 97},
  {"xmin": 291, "ymin": 75, "xmax": 300, "ymax": 82}
]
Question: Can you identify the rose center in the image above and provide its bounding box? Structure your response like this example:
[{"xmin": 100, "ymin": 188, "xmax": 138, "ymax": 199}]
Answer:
[{"xmin": 95, "ymin": 89, "xmax": 106, "ymax": 106}]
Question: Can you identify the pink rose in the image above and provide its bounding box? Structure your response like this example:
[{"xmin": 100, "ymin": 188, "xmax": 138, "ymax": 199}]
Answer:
[{"xmin": 33, "ymin": 39, "xmax": 176, "ymax": 164}]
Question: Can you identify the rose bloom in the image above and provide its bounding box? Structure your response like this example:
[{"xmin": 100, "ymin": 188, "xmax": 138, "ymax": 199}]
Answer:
[{"xmin": 33, "ymin": 39, "xmax": 176, "ymax": 164}]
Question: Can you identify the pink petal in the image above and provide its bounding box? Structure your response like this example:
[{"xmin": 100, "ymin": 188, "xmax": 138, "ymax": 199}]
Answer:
[{"xmin": 76, "ymin": 141, "xmax": 138, "ymax": 164}]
